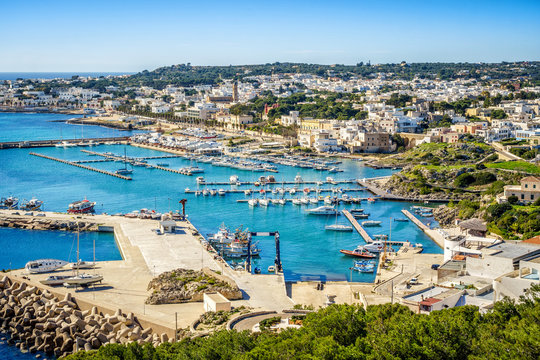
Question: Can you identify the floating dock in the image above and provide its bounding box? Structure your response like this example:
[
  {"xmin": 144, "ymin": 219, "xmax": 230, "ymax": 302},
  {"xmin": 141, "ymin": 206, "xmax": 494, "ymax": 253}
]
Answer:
[
  {"xmin": 29, "ymin": 152, "xmax": 132, "ymax": 180},
  {"xmin": 342, "ymin": 210, "xmax": 373, "ymax": 243}
]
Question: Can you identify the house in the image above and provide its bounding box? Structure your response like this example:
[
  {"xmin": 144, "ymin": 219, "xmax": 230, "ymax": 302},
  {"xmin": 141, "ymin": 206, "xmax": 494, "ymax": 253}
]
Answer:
[
  {"xmin": 502, "ymin": 176, "xmax": 540, "ymax": 204},
  {"xmin": 346, "ymin": 132, "xmax": 393, "ymax": 153},
  {"xmin": 280, "ymin": 111, "xmax": 300, "ymax": 126}
]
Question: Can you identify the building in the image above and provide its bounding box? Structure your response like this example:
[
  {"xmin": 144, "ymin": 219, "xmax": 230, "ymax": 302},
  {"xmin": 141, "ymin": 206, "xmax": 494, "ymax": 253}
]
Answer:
[
  {"xmin": 347, "ymin": 132, "xmax": 392, "ymax": 153},
  {"xmin": 502, "ymin": 176, "xmax": 540, "ymax": 204},
  {"xmin": 280, "ymin": 111, "xmax": 300, "ymax": 126},
  {"xmin": 187, "ymin": 103, "xmax": 219, "ymax": 120},
  {"xmin": 203, "ymin": 292, "xmax": 231, "ymax": 312}
]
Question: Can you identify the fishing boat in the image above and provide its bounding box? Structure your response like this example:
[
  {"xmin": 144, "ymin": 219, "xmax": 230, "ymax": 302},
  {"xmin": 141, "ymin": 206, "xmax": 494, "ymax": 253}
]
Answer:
[
  {"xmin": 39, "ymin": 275, "xmax": 71, "ymax": 286},
  {"xmin": 1, "ymin": 196, "xmax": 19, "ymax": 209},
  {"xmin": 306, "ymin": 206, "xmax": 338, "ymax": 215},
  {"xmin": 25, "ymin": 259, "xmax": 68, "ymax": 274},
  {"xmin": 20, "ymin": 197, "xmax": 43, "ymax": 211},
  {"xmin": 67, "ymin": 199, "xmax": 96, "ymax": 214},
  {"xmin": 362, "ymin": 220, "xmax": 382, "ymax": 227},
  {"xmin": 339, "ymin": 247, "xmax": 376, "ymax": 258},
  {"xmin": 325, "ymin": 224, "xmax": 353, "ymax": 232},
  {"xmin": 185, "ymin": 188, "xmax": 190, "ymax": 193}
]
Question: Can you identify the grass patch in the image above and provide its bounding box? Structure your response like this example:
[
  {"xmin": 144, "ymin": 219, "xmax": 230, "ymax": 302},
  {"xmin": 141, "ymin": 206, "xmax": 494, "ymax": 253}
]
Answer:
[{"xmin": 486, "ymin": 161, "xmax": 540, "ymax": 174}]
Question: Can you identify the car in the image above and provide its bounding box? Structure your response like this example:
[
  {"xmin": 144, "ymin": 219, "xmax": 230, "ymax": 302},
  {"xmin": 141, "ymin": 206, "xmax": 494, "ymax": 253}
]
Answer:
[
  {"xmin": 408, "ymin": 277, "xmax": 419, "ymax": 285},
  {"xmin": 431, "ymin": 264, "xmax": 440, "ymax": 270}
]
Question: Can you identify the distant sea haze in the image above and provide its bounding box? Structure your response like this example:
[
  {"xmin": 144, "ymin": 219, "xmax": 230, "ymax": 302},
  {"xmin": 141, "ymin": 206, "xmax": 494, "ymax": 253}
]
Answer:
[{"xmin": 0, "ymin": 72, "xmax": 134, "ymax": 80}]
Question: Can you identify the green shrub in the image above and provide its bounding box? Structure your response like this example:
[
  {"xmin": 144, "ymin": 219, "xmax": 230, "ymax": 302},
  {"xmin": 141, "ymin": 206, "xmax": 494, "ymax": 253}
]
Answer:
[{"xmin": 508, "ymin": 195, "xmax": 519, "ymax": 204}]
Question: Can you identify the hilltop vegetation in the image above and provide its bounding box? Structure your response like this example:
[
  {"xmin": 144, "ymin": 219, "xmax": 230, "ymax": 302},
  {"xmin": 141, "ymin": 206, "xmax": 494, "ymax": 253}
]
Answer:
[{"xmin": 63, "ymin": 286, "xmax": 540, "ymax": 360}]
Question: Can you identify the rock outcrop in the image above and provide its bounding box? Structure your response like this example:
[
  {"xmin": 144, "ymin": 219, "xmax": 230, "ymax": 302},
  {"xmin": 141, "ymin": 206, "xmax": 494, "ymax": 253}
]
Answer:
[
  {"xmin": 0, "ymin": 276, "xmax": 164, "ymax": 357},
  {"xmin": 146, "ymin": 269, "xmax": 242, "ymax": 305},
  {"xmin": 0, "ymin": 215, "xmax": 98, "ymax": 232}
]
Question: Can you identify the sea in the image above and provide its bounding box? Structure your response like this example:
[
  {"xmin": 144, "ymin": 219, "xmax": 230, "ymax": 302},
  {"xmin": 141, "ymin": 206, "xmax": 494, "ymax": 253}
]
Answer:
[
  {"xmin": 0, "ymin": 72, "xmax": 134, "ymax": 81},
  {"xmin": 0, "ymin": 112, "xmax": 442, "ymax": 358}
]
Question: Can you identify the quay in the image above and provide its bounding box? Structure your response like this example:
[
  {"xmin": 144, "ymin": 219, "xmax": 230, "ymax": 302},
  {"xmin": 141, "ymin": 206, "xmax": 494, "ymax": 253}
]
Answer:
[
  {"xmin": 0, "ymin": 136, "xmax": 130, "ymax": 149},
  {"xmin": 358, "ymin": 179, "xmax": 452, "ymax": 203},
  {"xmin": 189, "ymin": 188, "xmax": 367, "ymax": 194},
  {"xmin": 342, "ymin": 210, "xmax": 373, "ymax": 243},
  {"xmin": 401, "ymin": 209, "xmax": 445, "ymax": 247},
  {"xmin": 29, "ymin": 152, "xmax": 132, "ymax": 180},
  {"xmin": 80, "ymin": 149, "xmax": 182, "ymax": 161},
  {"xmin": 202, "ymin": 180, "xmax": 358, "ymax": 186}
]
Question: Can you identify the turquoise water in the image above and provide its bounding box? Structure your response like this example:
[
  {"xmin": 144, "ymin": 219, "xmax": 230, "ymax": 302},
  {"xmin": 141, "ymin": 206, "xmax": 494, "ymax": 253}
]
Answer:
[
  {"xmin": 0, "ymin": 112, "xmax": 138, "ymax": 142},
  {"xmin": 1, "ymin": 131, "xmax": 442, "ymax": 283},
  {"xmin": 0, "ymin": 228, "xmax": 122, "ymax": 270},
  {"xmin": 0, "ymin": 72, "xmax": 134, "ymax": 80}
]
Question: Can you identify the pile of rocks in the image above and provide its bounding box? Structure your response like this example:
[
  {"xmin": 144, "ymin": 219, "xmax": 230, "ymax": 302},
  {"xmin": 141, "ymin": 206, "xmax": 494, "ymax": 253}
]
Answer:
[
  {"xmin": 0, "ymin": 215, "xmax": 97, "ymax": 231},
  {"xmin": 0, "ymin": 277, "xmax": 165, "ymax": 357},
  {"xmin": 146, "ymin": 268, "xmax": 243, "ymax": 305}
]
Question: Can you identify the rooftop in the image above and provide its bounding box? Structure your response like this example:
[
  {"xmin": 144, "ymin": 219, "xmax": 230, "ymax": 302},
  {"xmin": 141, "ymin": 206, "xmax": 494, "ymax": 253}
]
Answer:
[
  {"xmin": 459, "ymin": 218, "xmax": 487, "ymax": 232},
  {"xmin": 486, "ymin": 242, "xmax": 540, "ymax": 260}
]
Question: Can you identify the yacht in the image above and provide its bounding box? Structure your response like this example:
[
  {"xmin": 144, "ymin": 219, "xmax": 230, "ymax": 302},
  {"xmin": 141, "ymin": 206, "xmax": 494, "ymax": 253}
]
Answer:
[
  {"xmin": 25, "ymin": 259, "xmax": 68, "ymax": 274},
  {"xmin": 309, "ymin": 197, "xmax": 319, "ymax": 204},
  {"xmin": 325, "ymin": 224, "xmax": 353, "ymax": 232},
  {"xmin": 300, "ymin": 197, "xmax": 309, "ymax": 205},
  {"xmin": 339, "ymin": 247, "xmax": 376, "ymax": 258},
  {"xmin": 209, "ymin": 189, "xmax": 217, "ymax": 196},
  {"xmin": 306, "ymin": 206, "xmax": 338, "ymax": 215},
  {"xmin": 202, "ymin": 189, "xmax": 209, "ymax": 196},
  {"xmin": 259, "ymin": 198, "xmax": 270, "ymax": 207},
  {"xmin": 248, "ymin": 198, "xmax": 258, "ymax": 207},
  {"xmin": 292, "ymin": 198, "xmax": 302, "ymax": 205},
  {"xmin": 289, "ymin": 188, "xmax": 296, "ymax": 195},
  {"xmin": 230, "ymin": 175, "xmax": 239, "ymax": 184},
  {"xmin": 362, "ymin": 220, "xmax": 382, "ymax": 227},
  {"xmin": 67, "ymin": 199, "xmax": 95, "ymax": 214},
  {"xmin": 244, "ymin": 189, "xmax": 252, "ymax": 195},
  {"xmin": 278, "ymin": 199, "xmax": 286, "ymax": 205},
  {"xmin": 63, "ymin": 273, "xmax": 104, "ymax": 287}
]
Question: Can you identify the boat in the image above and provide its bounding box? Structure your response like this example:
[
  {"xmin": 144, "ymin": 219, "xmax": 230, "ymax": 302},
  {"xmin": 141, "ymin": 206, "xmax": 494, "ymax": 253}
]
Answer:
[
  {"xmin": 248, "ymin": 198, "xmax": 258, "ymax": 207},
  {"xmin": 295, "ymin": 175, "xmax": 303, "ymax": 183},
  {"xmin": 230, "ymin": 175, "xmax": 239, "ymax": 184},
  {"xmin": 20, "ymin": 197, "xmax": 43, "ymax": 211},
  {"xmin": 71, "ymin": 260, "xmax": 96, "ymax": 270},
  {"xmin": 309, "ymin": 197, "xmax": 318, "ymax": 204},
  {"xmin": 292, "ymin": 198, "xmax": 302, "ymax": 205},
  {"xmin": 63, "ymin": 224, "xmax": 103, "ymax": 287},
  {"xmin": 196, "ymin": 176, "xmax": 205, "ymax": 184},
  {"xmin": 325, "ymin": 224, "xmax": 353, "ymax": 232},
  {"xmin": 115, "ymin": 148, "xmax": 133, "ymax": 175},
  {"xmin": 306, "ymin": 206, "xmax": 338, "ymax": 215},
  {"xmin": 244, "ymin": 189, "xmax": 252, "ymax": 195},
  {"xmin": 289, "ymin": 188, "xmax": 297, "ymax": 194},
  {"xmin": 218, "ymin": 189, "xmax": 226, "ymax": 196},
  {"xmin": 185, "ymin": 188, "xmax": 190, "ymax": 193},
  {"xmin": 278, "ymin": 199, "xmax": 286, "ymax": 205},
  {"xmin": 25, "ymin": 259, "xmax": 68, "ymax": 274},
  {"xmin": 254, "ymin": 267, "xmax": 261, "ymax": 274},
  {"xmin": 394, "ymin": 218, "xmax": 409, "ymax": 222},
  {"xmin": 350, "ymin": 208, "xmax": 364, "ymax": 214},
  {"xmin": 362, "ymin": 220, "xmax": 382, "ymax": 227},
  {"xmin": 39, "ymin": 275, "xmax": 71, "ymax": 286},
  {"xmin": 351, "ymin": 261, "xmax": 376, "ymax": 273},
  {"xmin": 1, "ymin": 196, "xmax": 19, "ymax": 209},
  {"xmin": 367, "ymin": 198, "xmax": 376, "ymax": 203},
  {"xmin": 353, "ymin": 213, "xmax": 369, "ymax": 219},
  {"xmin": 156, "ymin": 163, "xmax": 169, "ymax": 167},
  {"xmin": 202, "ymin": 189, "xmax": 209, "ymax": 196},
  {"xmin": 209, "ymin": 189, "xmax": 217, "ymax": 196},
  {"xmin": 326, "ymin": 176, "xmax": 335, "ymax": 183},
  {"xmin": 271, "ymin": 199, "xmax": 280, "ymax": 205},
  {"xmin": 67, "ymin": 199, "xmax": 96, "ymax": 214},
  {"xmin": 363, "ymin": 241, "xmax": 389, "ymax": 253},
  {"xmin": 55, "ymin": 141, "xmax": 76, "ymax": 148},
  {"xmin": 188, "ymin": 166, "xmax": 205, "ymax": 174},
  {"xmin": 259, "ymin": 198, "xmax": 270, "ymax": 207},
  {"xmin": 300, "ymin": 197, "xmax": 309, "ymax": 205},
  {"xmin": 339, "ymin": 247, "xmax": 376, "ymax": 258},
  {"xmin": 373, "ymin": 234, "xmax": 388, "ymax": 240},
  {"xmin": 268, "ymin": 265, "xmax": 276, "ymax": 273}
]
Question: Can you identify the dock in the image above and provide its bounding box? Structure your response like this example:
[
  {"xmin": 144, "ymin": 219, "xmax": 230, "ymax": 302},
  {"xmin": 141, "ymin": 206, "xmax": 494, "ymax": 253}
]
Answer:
[
  {"xmin": 358, "ymin": 180, "xmax": 452, "ymax": 203},
  {"xmin": 0, "ymin": 136, "xmax": 130, "ymax": 149},
  {"xmin": 29, "ymin": 152, "xmax": 132, "ymax": 180},
  {"xmin": 401, "ymin": 210, "xmax": 429, "ymax": 231},
  {"xmin": 188, "ymin": 188, "xmax": 366, "ymax": 194},
  {"xmin": 342, "ymin": 210, "xmax": 373, "ymax": 243}
]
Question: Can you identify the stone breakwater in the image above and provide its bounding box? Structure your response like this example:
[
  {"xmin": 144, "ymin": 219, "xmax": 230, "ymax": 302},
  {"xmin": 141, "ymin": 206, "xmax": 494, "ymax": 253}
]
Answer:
[
  {"xmin": 0, "ymin": 215, "xmax": 98, "ymax": 232},
  {"xmin": 0, "ymin": 276, "xmax": 167, "ymax": 358}
]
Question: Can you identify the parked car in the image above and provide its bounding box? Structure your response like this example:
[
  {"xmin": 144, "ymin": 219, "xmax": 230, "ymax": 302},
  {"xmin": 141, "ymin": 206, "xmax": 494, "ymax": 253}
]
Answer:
[{"xmin": 431, "ymin": 264, "xmax": 440, "ymax": 270}]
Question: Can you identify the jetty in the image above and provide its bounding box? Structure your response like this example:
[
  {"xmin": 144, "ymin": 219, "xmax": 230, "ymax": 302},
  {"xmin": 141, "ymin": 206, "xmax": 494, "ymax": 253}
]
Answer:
[
  {"xmin": 358, "ymin": 179, "xmax": 452, "ymax": 203},
  {"xmin": 401, "ymin": 209, "xmax": 429, "ymax": 231},
  {"xmin": 29, "ymin": 152, "xmax": 132, "ymax": 180},
  {"xmin": 401, "ymin": 209, "xmax": 445, "ymax": 247},
  {"xmin": 342, "ymin": 210, "xmax": 373, "ymax": 243},
  {"xmin": 0, "ymin": 136, "xmax": 129, "ymax": 149}
]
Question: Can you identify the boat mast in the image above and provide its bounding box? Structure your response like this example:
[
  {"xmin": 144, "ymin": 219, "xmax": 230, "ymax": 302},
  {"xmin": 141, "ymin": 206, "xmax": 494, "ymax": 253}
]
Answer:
[{"xmin": 76, "ymin": 222, "xmax": 80, "ymax": 277}]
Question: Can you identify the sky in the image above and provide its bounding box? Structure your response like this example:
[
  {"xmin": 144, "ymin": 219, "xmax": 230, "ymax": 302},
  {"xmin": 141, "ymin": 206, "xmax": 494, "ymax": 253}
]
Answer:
[{"xmin": 1, "ymin": 0, "xmax": 539, "ymax": 72}]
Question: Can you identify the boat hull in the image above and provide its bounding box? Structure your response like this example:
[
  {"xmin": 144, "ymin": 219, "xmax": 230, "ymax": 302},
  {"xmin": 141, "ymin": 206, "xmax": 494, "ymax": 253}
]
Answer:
[{"xmin": 339, "ymin": 250, "xmax": 376, "ymax": 258}]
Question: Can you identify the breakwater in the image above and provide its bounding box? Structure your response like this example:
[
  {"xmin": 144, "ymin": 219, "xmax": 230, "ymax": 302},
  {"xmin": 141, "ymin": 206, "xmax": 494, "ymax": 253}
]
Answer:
[
  {"xmin": 0, "ymin": 137, "xmax": 129, "ymax": 149},
  {"xmin": 0, "ymin": 214, "xmax": 98, "ymax": 232},
  {"xmin": 0, "ymin": 276, "xmax": 166, "ymax": 358}
]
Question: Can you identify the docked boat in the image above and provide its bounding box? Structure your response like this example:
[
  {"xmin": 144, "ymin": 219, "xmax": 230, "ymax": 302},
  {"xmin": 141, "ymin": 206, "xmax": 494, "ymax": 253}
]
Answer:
[
  {"xmin": 300, "ymin": 197, "xmax": 309, "ymax": 205},
  {"xmin": 202, "ymin": 189, "xmax": 209, "ymax": 196},
  {"xmin": 20, "ymin": 197, "xmax": 43, "ymax": 211},
  {"xmin": 295, "ymin": 175, "xmax": 303, "ymax": 183},
  {"xmin": 362, "ymin": 220, "xmax": 381, "ymax": 227},
  {"xmin": 351, "ymin": 260, "xmax": 376, "ymax": 273},
  {"xmin": 268, "ymin": 265, "xmax": 276, "ymax": 273},
  {"xmin": 115, "ymin": 148, "xmax": 133, "ymax": 175},
  {"xmin": 339, "ymin": 247, "xmax": 376, "ymax": 258},
  {"xmin": 350, "ymin": 208, "xmax": 364, "ymax": 214},
  {"xmin": 218, "ymin": 189, "xmax": 226, "ymax": 196},
  {"xmin": 353, "ymin": 213, "xmax": 369, "ymax": 219},
  {"xmin": 156, "ymin": 163, "xmax": 169, "ymax": 167},
  {"xmin": 230, "ymin": 175, "xmax": 239, "ymax": 184},
  {"xmin": 309, "ymin": 197, "xmax": 319, "ymax": 204},
  {"xmin": 306, "ymin": 206, "xmax": 338, "ymax": 215},
  {"xmin": 209, "ymin": 189, "xmax": 217, "ymax": 196},
  {"xmin": 373, "ymin": 234, "xmax": 388, "ymax": 240},
  {"xmin": 1, "ymin": 196, "xmax": 19, "ymax": 209},
  {"xmin": 292, "ymin": 198, "xmax": 302, "ymax": 205},
  {"xmin": 67, "ymin": 199, "xmax": 96, "ymax": 214},
  {"xmin": 367, "ymin": 198, "xmax": 376, "ymax": 203},
  {"xmin": 39, "ymin": 275, "xmax": 71, "ymax": 286},
  {"xmin": 55, "ymin": 141, "xmax": 76, "ymax": 148},
  {"xmin": 248, "ymin": 198, "xmax": 258, "ymax": 207},
  {"xmin": 196, "ymin": 176, "xmax": 205, "ymax": 184},
  {"xmin": 289, "ymin": 188, "xmax": 297, "ymax": 194},
  {"xmin": 325, "ymin": 224, "xmax": 353, "ymax": 232},
  {"xmin": 259, "ymin": 198, "xmax": 270, "ymax": 207},
  {"xmin": 394, "ymin": 218, "xmax": 409, "ymax": 222},
  {"xmin": 363, "ymin": 241, "xmax": 388, "ymax": 253},
  {"xmin": 188, "ymin": 166, "xmax": 205, "ymax": 174},
  {"xmin": 25, "ymin": 259, "xmax": 68, "ymax": 274},
  {"xmin": 244, "ymin": 189, "xmax": 252, "ymax": 196}
]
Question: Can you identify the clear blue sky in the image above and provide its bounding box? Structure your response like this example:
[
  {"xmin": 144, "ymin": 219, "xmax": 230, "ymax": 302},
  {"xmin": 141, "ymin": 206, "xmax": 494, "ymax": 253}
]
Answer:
[{"xmin": 1, "ymin": 0, "xmax": 539, "ymax": 72}]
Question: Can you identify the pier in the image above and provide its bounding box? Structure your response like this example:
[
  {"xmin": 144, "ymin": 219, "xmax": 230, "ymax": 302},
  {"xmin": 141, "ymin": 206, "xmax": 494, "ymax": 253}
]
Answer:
[
  {"xmin": 0, "ymin": 136, "xmax": 129, "ymax": 149},
  {"xmin": 401, "ymin": 209, "xmax": 445, "ymax": 247},
  {"xmin": 401, "ymin": 210, "xmax": 429, "ymax": 231},
  {"xmin": 29, "ymin": 152, "xmax": 133, "ymax": 180},
  {"xmin": 189, "ymin": 188, "xmax": 366, "ymax": 194},
  {"xmin": 358, "ymin": 179, "xmax": 452, "ymax": 203},
  {"xmin": 201, "ymin": 180, "xmax": 358, "ymax": 186},
  {"xmin": 342, "ymin": 210, "xmax": 373, "ymax": 243}
]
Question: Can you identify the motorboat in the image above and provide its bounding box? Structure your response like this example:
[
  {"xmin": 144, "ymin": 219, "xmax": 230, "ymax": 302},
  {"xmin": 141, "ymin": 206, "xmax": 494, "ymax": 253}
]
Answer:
[
  {"xmin": 362, "ymin": 220, "xmax": 381, "ymax": 227},
  {"xmin": 278, "ymin": 199, "xmax": 286, "ymax": 205},
  {"xmin": 309, "ymin": 197, "xmax": 319, "ymax": 204},
  {"xmin": 196, "ymin": 176, "xmax": 205, "ymax": 184},
  {"xmin": 325, "ymin": 224, "xmax": 353, "ymax": 232},
  {"xmin": 67, "ymin": 199, "xmax": 96, "ymax": 214},
  {"xmin": 25, "ymin": 259, "xmax": 68, "ymax": 274},
  {"xmin": 209, "ymin": 189, "xmax": 217, "ymax": 196},
  {"xmin": 20, "ymin": 197, "xmax": 43, "ymax": 211},
  {"xmin": 306, "ymin": 206, "xmax": 338, "ymax": 215},
  {"xmin": 1, "ymin": 196, "xmax": 19, "ymax": 209},
  {"xmin": 156, "ymin": 163, "xmax": 169, "ymax": 167},
  {"xmin": 271, "ymin": 199, "xmax": 280, "ymax": 205},
  {"xmin": 339, "ymin": 247, "xmax": 376, "ymax": 258},
  {"xmin": 350, "ymin": 208, "xmax": 364, "ymax": 214},
  {"xmin": 363, "ymin": 241, "xmax": 387, "ymax": 253},
  {"xmin": 248, "ymin": 198, "xmax": 258, "ymax": 207},
  {"xmin": 289, "ymin": 188, "xmax": 296, "ymax": 194},
  {"xmin": 230, "ymin": 175, "xmax": 239, "ymax": 184},
  {"xmin": 394, "ymin": 218, "xmax": 409, "ymax": 222},
  {"xmin": 218, "ymin": 189, "xmax": 226, "ymax": 196},
  {"xmin": 300, "ymin": 197, "xmax": 309, "ymax": 205},
  {"xmin": 351, "ymin": 260, "xmax": 376, "ymax": 273},
  {"xmin": 268, "ymin": 265, "xmax": 276, "ymax": 273},
  {"xmin": 185, "ymin": 188, "xmax": 190, "ymax": 193},
  {"xmin": 353, "ymin": 213, "xmax": 369, "ymax": 219},
  {"xmin": 71, "ymin": 260, "xmax": 96, "ymax": 270},
  {"xmin": 202, "ymin": 189, "xmax": 209, "ymax": 196},
  {"xmin": 39, "ymin": 275, "xmax": 71, "ymax": 286}
]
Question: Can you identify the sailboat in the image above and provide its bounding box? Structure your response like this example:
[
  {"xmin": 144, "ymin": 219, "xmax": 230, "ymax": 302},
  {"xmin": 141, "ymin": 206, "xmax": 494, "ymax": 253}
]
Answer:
[
  {"xmin": 115, "ymin": 148, "xmax": 133, "ymax": 175},
  {"xmin": 64, "ymin": 224, "xmax": 103, "ymax": 287},
  {"xmin": 325, "ymin": 209, "xmax": 352, "ymax": 231}
]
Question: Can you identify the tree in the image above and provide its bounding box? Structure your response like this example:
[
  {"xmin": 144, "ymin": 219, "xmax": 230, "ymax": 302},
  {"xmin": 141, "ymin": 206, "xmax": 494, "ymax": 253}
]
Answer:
[{"xmin": 508, "ymin": 195, "xmax": 518, "ymax": 204}]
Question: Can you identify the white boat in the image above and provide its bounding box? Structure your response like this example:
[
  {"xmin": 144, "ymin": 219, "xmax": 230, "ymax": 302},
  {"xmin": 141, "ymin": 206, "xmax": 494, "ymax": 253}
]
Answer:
[
  {"xmin": 295, "ymin": 175, "xmax": 303, "ymax": 183},
  {"xmin": 210, "ymin": 189, "xmax": 217, "ymax": 196},
  {"xmin": 268, "ymin": 265, "xmax": 276, "ymax": 273},
  {"xmin": 259, "ymin": 199, "xmax": 269, "ymax": 207},
  {"xmin": 324, "ymin": 196, "xmax": 334, "ymax": 204},
  {"xmin": 188, "ymin": 167, "xmax": 204, "ymax": 174},
  {"xmin": 196, "ymin": 176, "xmax": 205, "ymax": 184},
  {"xmin": 309, "ymin": 197, "xmax": 319, "ymax": 204},
  {"xmin": 202, "ymin": 189, "xmax": 209, "ymax": 196},
  {"xmin": 218, "ymin": 189, "xmax": 226, "ymax": 196},
  {"xmin": 55, "ymin": 141, "xmax": 76, "ymax": 148},
  {"xmin": 229, "ymin": 175, "xmax": 239, "ymax": 184},
  {"xmin": 326, "ymin": 177, "xmax": 334, "ymax": 183},
  {"xmin": 289, "ymin": 188, "xmax": 296, "ymax": 194},
  {"xmin": 364, "ymin": 241, "xmax": 393, "ymax": 253},
  {"xmin": 244, "ymin": 189, "xmax": 252, "ymax": 195},
  {"xmin": 278, "ymin": 199, "xmax": 286, "ymax": 205},
  {"xmin": 63, "ymin": 273, "xmax": 103, "ymax": 286},
  {"xmin": 185, "ymin": 188, "xmax": 191, "ymax": 193},
  {"xmin": 71, "ymin": 260, "xmax": 96, "ymax": 270},
  {"xmin": 39, "ymin": 275, "xmax": 71, "ymax": 286},
  {"xmin": 306, "ymin": 206, "xmax": 337, "ymax": 215},
  {"xmin": 271, "ymin": 199, "xmax": 280, "ymax": 205},
  {"xmin": 248, "ymin": 199, "xmax": 258, "ymax": 207},
  {"xmin": 325, "ymin": 224, "xmax": 353, "ymax": 232},
  {"xmin": 20, "ymin": 197, "xmax": 43, "ymax": 211},
  {"xmin": 362, "ymin": 220, "xmax": 382, "ymax": 227},
  {"xmin": 25, "ymin": 259, "xmax": 68, "ymax": 274},
  {"xmin": 292, "ymin": 198, "xmax": 302, "ymax": 205},
  {"xmin": 300, "ymin": 197, "xmax": 309, "ymax": 205}
]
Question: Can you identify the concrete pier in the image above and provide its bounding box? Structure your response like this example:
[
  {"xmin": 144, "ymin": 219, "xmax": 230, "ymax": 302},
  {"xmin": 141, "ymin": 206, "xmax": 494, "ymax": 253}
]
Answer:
[
  {"xmin": 342, "ymin": 210, "xmax": 373, "ymax": 243},
  {"xmin": 401, "ymin": 209, "xmax": 445, "ymax": 247},
  {"xmin": 29, "ymin": 152, "xmax": 132, "ymax": 180}
]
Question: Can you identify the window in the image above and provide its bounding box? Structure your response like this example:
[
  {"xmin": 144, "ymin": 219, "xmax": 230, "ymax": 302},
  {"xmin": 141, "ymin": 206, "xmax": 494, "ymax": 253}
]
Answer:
[
  {"xmin": 532, "ymin": 195, "xmax": 535, "ymax": 200},
  {"xmin": 525, "ymin": 184, "xmax": 528, "ymax": 188},
  {"xmin": 521, "ymin": 194, "xmax": 525, "ymax": 200},
  {"xmin": 534, "ymin": 184, "xmax": 537, "ymax": 189}
]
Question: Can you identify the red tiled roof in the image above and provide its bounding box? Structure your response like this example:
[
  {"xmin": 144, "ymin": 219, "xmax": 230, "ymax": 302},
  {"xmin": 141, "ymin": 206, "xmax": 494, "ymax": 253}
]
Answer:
[
  {"xmin": 523, "ymin": 235, "xmax": 540, "ymax": 245},
  {"xmin": 420, "ymin": 297, "xmax": 441, "ymax": 306},
  {"xmin": 521, "ymin": 176, "xmax": 540, "ymax": 183}
]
